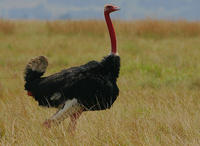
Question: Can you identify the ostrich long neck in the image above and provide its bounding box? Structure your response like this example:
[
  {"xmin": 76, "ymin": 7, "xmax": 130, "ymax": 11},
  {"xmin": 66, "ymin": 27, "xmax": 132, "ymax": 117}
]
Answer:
[{"xmin": 104, "ymin": 12, "xmax": 117, "ymax": 54}]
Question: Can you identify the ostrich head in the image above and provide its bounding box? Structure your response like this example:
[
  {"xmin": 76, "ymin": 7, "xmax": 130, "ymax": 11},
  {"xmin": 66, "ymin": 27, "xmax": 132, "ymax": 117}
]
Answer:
[{"xmin": 104, "ymin": 4, "xmax": 120, "ymax": 14}]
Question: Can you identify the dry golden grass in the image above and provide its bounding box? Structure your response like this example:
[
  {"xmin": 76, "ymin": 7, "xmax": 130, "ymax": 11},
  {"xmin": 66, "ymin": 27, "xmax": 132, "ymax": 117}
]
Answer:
[
  {"xmin": 46, "ymin": 19, "xmax": 200, "ymax": 37},
  {"xmin": 0, "ymin": 20, "xmax": 200, "ymax": 145},
  {"xmin": 46, "ymin": 20, "xmax": 106, "ymax": 35},
  {"xmin": 0, "ymin": 19, "xmax": 16, "ymax": 34},
  {"xmin": 132, "ymin": 19, "xmax": 200, "ymax": 37}
]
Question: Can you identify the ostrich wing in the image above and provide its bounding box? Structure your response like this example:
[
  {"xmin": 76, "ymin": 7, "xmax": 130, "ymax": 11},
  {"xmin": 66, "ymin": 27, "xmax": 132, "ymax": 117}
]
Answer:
[
  {"xmin": 34, "ymin": 60, "xmax": 102, "ymax": 93},
  {"xmin": 30, "ymin": 60, "xmax": 113, "ymax": 108}
]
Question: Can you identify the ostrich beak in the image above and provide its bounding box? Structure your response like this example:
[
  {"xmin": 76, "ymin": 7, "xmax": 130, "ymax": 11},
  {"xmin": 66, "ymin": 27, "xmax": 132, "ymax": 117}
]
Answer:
[{"xmin": 113, "ymin": 6, "xmax": 120, "ymax": 11}]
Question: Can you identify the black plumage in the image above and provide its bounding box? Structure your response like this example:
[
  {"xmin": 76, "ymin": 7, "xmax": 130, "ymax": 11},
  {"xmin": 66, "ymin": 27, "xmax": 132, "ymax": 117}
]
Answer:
[
  {"xmin": 24, "ymin": 4, "xmax": 120, "ymax": 129},
  {"xmin": 24, "ymin": 54, "xmax": 120, "ymax": 111}
]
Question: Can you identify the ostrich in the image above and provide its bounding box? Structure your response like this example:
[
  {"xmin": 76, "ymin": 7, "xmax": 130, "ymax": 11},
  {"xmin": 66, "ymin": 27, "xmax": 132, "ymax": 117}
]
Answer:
[{"xmin": 24, "ymin": 4, "xmax": 120, "ymax": 130}]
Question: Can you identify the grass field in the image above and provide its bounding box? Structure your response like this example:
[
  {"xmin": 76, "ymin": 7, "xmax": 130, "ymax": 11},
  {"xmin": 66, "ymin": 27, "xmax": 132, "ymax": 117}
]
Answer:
[{"xmin": 0, "ymin": 19, "xmax": 200, "ymax": 145}]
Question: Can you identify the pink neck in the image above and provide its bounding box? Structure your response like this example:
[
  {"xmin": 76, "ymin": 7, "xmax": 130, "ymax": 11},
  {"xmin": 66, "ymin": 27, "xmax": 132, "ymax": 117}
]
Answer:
[{"xmin": 104, "ymin": 12, "xmax": 117, "ymax": 54}]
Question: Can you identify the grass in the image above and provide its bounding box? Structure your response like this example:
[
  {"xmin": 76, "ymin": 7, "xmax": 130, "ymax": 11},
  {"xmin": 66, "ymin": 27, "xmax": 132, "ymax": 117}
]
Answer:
[
  {"xmin": 0, "ymin": 19, "xmax": 16, "ymax": 34},
  {"xmin": 46, "ymin": 19, "xmax": 200, "ymax": 37},
  {"xmin": 0, "ymin": 19, "xmax": 200, "ymax": 145}
]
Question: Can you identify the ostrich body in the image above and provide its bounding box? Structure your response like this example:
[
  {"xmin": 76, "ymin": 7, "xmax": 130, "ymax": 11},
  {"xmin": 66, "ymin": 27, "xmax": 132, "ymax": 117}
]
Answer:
[{"xmin": 24, "ymin": 4, "xmax": 120, "ymax": 130}]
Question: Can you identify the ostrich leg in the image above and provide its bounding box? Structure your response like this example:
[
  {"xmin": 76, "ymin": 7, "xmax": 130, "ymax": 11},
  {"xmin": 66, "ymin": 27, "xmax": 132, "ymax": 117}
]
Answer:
[
  {"xmin": 43, "ymin": 98, "xmax": 83, "ymax": 129},
  {"xmin": 68, "ymin": 109, "xmax": 83, "ymax": 134}
]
